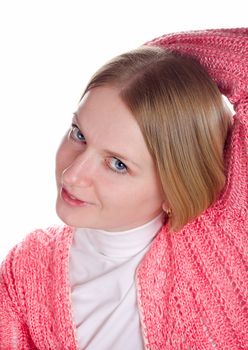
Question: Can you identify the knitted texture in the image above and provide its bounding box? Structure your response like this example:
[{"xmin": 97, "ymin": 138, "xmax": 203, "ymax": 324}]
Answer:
[
  {"xmin": 0, "ymin": 29, "xmax": 247, "ymax": 350},
  {"xmin": 136, "ymin": 28, "xmax": 248, "ymax": 349},
  {"xmin": 0, "ymin": 226, "xmax": 77, "ymax": 349}
]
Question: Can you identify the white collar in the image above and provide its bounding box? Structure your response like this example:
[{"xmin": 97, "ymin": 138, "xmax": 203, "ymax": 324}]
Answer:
[{"xmin": 74, "ymin": 212, "xmax": 165, "ymax": 258}]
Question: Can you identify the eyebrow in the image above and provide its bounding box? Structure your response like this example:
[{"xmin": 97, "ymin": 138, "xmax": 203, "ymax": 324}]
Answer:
[{"xmin": 72, "ymin": 113, "xmax": 140, "ymax": 169}]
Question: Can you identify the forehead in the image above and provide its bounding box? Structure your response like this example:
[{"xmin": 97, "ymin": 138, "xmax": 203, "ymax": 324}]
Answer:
[{"xmin": 76, "ymin": 86, "xmax": 155, "ymax": 168}]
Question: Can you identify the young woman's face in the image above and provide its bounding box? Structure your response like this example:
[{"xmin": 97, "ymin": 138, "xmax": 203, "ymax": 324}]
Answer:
[{"xmin": 56, "ymin": 86, "xmax": 165, "ymax": 231}]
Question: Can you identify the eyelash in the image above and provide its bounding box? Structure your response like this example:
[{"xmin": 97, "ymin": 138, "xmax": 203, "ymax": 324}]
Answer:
[
  {"xmin": 69, "ymin": 124, "xmax": 128, "ymax": 175},
  {"xmin": 70, "ymin": 124, "xmax": 86, "ymax": 143}
]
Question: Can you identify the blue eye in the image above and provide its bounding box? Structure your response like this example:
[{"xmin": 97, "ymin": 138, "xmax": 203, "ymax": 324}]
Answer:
[
  {"xmin": 107, "ymin": 158, "xmax": 128, "ymax": 175},
  {"xmin": 70, "ymin": 125, "xmax": 85, "ymax": 142}
]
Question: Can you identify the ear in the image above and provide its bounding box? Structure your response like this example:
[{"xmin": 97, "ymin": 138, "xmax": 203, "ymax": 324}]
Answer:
[
  {"xmin": 162, "ymin": 201, "xmax": 168, "ymax": 212},
  {"xmin": 162, "ymin": 202, "xmax": 172, "ymax": 218}
]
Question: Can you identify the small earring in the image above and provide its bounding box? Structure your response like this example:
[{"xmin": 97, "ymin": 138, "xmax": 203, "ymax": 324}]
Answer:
[{"xmin": 165, "ymin": 208, "xmax": 172, "ymax": 218}]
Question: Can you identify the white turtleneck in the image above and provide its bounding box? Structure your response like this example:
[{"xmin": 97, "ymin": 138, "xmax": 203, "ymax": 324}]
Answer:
[{"xmin": 69, "ymin": 212, "xmax": 165, "ymax": 350}]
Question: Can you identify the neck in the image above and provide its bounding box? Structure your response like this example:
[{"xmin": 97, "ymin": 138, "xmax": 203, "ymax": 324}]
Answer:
[{"xmin": 74, "ymin": 212, "xmax": 165, "ymax": 258}]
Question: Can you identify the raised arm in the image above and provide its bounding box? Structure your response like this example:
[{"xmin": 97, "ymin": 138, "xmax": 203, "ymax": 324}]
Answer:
[
  {"xmin": 146, "ymin": 28, "xmax": 248, "ymax": 115},
  {"xmin": 137, "ymin": 29, "xmax": 248, "ymax": 350},
  {"xmin": 146, "ymin": 28, "xmax": 248, "ymax": 211}
]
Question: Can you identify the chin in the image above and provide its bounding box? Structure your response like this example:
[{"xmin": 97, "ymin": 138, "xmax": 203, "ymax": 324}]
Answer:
[
  {"xmin": 55, "ymin": 200, "xmax": 74, "ymax": 227},
  {"xmin": 55, "ymin": 205, "xmax": 92, "ymax": 229}
]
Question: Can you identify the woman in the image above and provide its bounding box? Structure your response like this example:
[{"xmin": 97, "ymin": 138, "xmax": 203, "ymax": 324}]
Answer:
[{"xmin": 0, "ymin": 28, "xmax": 247, "ymax": 349}]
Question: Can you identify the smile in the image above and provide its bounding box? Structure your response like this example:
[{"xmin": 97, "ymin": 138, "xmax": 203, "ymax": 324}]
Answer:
[{"xmin": 61, "ymin": 187, "xmax": 90, "ymax": 207}]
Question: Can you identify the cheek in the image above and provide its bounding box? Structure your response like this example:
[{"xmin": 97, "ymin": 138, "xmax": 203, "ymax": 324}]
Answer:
[
  {"xmin": 98, "ymin": 175, "xmax": 143, "ymax": 205},
  {"xmin": 94, "ymin": 173, "xmax": 128, "ymax": 203}
]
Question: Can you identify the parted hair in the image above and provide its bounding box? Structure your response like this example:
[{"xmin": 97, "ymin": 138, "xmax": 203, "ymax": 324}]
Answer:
[{"xmin": 81, "ymin": 46, "xmax": 232, "ymax": 231}]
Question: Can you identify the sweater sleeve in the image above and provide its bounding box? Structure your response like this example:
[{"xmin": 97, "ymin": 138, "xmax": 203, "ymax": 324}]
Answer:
[
  {"xmin": 146, "ymin": 28, "xmax": 248, "ymax": 111},
  {"xmin": 0, "ymin": 245, "xmax": 36, "ymax": 349},
  {"xmin": 137, "ymin": 30, "xmax": 248, "ymax": 350},
  {"xmin": 146, "ymin": 28, "xmax": 248, "ymax": 211}
]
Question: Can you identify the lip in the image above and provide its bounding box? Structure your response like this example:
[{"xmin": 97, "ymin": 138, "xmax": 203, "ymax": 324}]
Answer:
[{"xmin": 61, "ymin": 187, "xmax": 91, "ymax": 207}]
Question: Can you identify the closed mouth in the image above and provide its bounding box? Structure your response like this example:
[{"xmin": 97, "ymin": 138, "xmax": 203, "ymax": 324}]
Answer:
[{"xmin": 61, "ymin": 187, "xmax": 90, "ymax": 207}]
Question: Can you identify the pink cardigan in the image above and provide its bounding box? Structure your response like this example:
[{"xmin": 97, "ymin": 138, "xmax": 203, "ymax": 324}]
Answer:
[{"xmin": 1, "ymin": 29, "xmax": 247, "ymax": 350}]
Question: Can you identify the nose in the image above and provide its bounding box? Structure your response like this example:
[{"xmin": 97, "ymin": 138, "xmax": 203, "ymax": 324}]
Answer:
[{"xmin": 62, "ymin": 151, "xmax": 97, "ymax": 188}]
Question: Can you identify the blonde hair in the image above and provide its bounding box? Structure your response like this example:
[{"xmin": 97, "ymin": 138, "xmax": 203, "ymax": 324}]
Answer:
[{"xmin": 82, "ymin": 46, "xmax": 232, "ymax": 231}]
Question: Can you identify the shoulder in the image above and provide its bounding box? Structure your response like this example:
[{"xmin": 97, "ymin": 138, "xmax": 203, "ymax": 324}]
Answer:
[
  {"xmin": 14, "ymin": 224, "xmax": 74, "ymax": 266},
  {"xmin": 0, "ymin": 225, "xmax": 75, "ymax": 339},
  {"xmin": 1, "ymin": 225, "xmax": 74, "ymax": 312},
  {"xmin": 1, "ymin": 225, "xmax": 74, "ymax": 286},
  {"xmin": 16, "ymin": 224, "xmax": 74, "ymax": 252}
]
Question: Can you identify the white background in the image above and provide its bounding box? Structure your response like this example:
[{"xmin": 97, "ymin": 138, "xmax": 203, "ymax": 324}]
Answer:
[{"xmin": 0, "ymin": 0, "xmax": 246, "ymax": 262}]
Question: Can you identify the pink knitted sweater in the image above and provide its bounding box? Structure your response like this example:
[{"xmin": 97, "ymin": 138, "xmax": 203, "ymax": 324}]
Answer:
[{"xmin": 1, "ymin": 29, "xmax": 247, "ymax": 350}]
